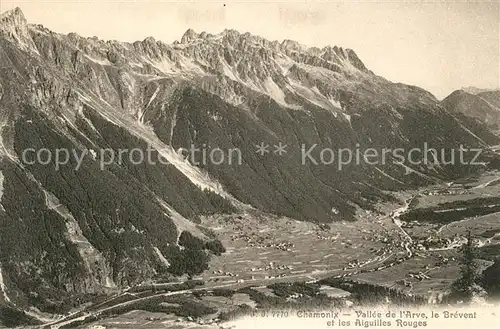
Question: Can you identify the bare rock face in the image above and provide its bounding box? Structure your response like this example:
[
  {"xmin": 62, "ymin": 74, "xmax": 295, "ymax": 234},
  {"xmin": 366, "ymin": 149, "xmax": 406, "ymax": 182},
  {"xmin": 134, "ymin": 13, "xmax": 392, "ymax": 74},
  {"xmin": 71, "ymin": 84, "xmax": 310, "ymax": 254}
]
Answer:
[{"xmin": 0, "ymin": 7, "xmax": 34, "ymax": 49}]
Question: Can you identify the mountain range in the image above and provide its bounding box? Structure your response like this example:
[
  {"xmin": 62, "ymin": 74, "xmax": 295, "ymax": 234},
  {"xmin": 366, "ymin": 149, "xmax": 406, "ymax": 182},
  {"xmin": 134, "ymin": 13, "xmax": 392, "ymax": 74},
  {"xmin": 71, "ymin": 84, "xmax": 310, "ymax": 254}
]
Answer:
[{"xmin": 0, "ymin": 7, "xmax": 499, "ymax": 322}]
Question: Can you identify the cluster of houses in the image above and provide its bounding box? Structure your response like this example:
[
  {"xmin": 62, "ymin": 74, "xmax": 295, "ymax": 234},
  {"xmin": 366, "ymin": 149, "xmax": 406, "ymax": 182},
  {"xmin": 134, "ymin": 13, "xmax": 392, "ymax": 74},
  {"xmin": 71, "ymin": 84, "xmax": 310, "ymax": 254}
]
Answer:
[
  {"xmin": 211, "ymin": 269, "xmax": 239, "ymax": 277},
  {"xmin": 229, "ymin": 226, "xmax": 296, "ymax": 252},
  {"xmin": 286, "ymin": 292, "xmax": 303, "ymax": 301},
  {"xmin": 412, "ymin": 234, "xmax": 464, "ymax": 250},
  {"xmin": 264, "ymin": 273, "xmax": 287, "ymax": 279},
  {"xmin": 435, "ymin": 254, "xmax": 457, "ymax": 266},
  {"xmin": 424, "ymin": 188, "xmax": 471, "ymax": 196},
  {"xmin": 183, "ymin": 316, "xmax": 220, "ymax": 325},
  {"xmin": 400, "ymin": 220, "xmax": 426, "ymax": 229},
  {"xmin": 396, "ymin": 279, "xmax": 414, "ymax": 288},
  {"xmin": 250, "ymin": 261, "xmax": 294, "ymax": 272},
  {"xmin": 274, "ymin": 241, "xmax": 295, "ymax": 251},
  {"xmin": 229, "ymin": 229, "xmax": 272, "ymax": 247},
  {"xmin": 316, "ymin": 234, "xmax": 337, "ymax": 241},
  {"xmin": 343, "ymin": 259, "xmax": 363, "ymax": 270},
  {"xmin": 407, "ymin": 271, "xmax": 431, "ymax": 281}
]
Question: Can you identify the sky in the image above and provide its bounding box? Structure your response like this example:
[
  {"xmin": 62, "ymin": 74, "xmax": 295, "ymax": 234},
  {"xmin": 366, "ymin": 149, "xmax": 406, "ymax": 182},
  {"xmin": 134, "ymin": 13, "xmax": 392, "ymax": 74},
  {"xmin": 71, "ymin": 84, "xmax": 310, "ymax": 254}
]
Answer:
[{"xmin": 1, "ymin": 0, "xmax": 499, "ymax": 100}]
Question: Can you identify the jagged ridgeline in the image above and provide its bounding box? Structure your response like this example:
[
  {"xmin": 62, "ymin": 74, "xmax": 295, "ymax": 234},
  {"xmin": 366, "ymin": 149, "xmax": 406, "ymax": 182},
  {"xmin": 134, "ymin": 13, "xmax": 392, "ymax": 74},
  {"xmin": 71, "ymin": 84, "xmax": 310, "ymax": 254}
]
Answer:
[{"xmin": 0, "ymin": 7, "xmax": 498, "ymax": 320}]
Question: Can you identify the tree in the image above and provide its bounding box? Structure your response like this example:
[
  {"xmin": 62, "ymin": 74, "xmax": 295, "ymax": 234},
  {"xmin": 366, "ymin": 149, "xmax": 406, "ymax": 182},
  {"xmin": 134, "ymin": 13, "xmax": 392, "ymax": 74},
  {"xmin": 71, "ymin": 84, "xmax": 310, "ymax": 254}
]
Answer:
[
  {"xmin": 205, "ymin": 240, "xmax": 226, "ymax": 256},
  {"xmin": 451, "ymin": 230, "xmax": 482, "ymax": 302},
  {"xmin": 482, "ymin": 259, "xmax": 500, "ymax": 298},
  {"xmin": 179, "ymin": 231, "xmax": 204, "ymax": 250}
]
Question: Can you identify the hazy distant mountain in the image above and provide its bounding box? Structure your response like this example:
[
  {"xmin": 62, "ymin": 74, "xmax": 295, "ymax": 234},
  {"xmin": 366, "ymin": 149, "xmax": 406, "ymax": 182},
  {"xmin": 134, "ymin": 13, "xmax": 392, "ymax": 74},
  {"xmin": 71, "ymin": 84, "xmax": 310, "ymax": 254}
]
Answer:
[
  {"xmin": 442, "ymin": 90, "xmax": 500, "ymax": 130},
  {"xmin": 461, "ymin": 86, "xmax": 499, "ymax": 95},
  {"xmin": 0, "ymin": 7, "xmax": 498, "ymax": 320},
  {"xmin": 478, "ymin": 90, "xmax": 500, "ymax": 109}
]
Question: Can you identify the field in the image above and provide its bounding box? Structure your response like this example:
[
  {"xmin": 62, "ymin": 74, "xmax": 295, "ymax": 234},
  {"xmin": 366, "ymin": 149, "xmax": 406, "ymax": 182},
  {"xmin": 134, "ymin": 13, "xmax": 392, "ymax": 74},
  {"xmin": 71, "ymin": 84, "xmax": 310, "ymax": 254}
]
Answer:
[
  {"xmin": 200, "ymin": 209, "xmax": 408, "ymax": 286},
  {"xmin": 351, "ymin": 251, "xmax": 461, "ymax": 297}
]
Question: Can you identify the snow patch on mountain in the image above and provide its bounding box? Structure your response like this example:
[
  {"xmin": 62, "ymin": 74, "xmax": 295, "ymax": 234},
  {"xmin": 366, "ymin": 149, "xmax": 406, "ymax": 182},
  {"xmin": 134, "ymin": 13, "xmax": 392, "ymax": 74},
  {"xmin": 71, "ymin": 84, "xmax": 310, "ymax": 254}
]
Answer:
[
  {"xmin": 342, "ymin": 113, "xmax": 352, "ymax": 124},
  {"xmin": 274, "ymin": 54, "xmax": 295, "ymax": 75},
  {"xmin": 84, "ymin": 54, "xmax": 112, "ymax": 66},
  {"xmin": 0, "ymin": 171, "xmax": 5, "ymax": 212},
  {"xmin": 0, "ymin": 122, "xmax": 18, "ymax": 163},
  {"xmin": 327, "ymin": 95, "xmax": 342, "ymax": 110},
  {"xmin": 221, "ymin": 60, "xmax": 239, "ymax": 82},
  {"xmin": 78, "ymin": 108, "xmax": 101, "ymax": 136},
  {"xmin": 178, "ymin": 56, "xmax": 204, "ymax": 75},
  {"xmin": 0, "ymin": 265, "xmax": 10, "ymax": 303},
  {"xmin": 148, "ymin": 58, "xmax": 178, "ymax": 74},
  {"xmin": 0, "ymin": 171, "xmax": 4, "ymax": 202},
  {"xmin": 153, "ymin": 247, "xmax": 170, "ymax": 267},
  {"xmin": 76, "ymin": 89, "xmax": 233, "ymax": 199},
  {"xmin": 155, "ymin": 196, "xmax": 208, "ymax": 240},
  {"xmin": 263, "ymin": 77, "xmax": 287, "ymax": 106},
  {"xmin": 288, "ymin": 81, "xmax": 342, "ymax": 112},
  {"xmin": 146, "ymin": 85, "xmax": 160, "ymax": 108}
]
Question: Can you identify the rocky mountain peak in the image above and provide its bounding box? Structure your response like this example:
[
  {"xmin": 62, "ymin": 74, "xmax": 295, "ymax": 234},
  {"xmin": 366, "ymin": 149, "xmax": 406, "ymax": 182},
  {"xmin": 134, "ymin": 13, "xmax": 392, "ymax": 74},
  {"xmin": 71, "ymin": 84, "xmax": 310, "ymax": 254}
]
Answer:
[
  {"xmin": 180, "ymin": 28, "xmax": 198, "ymax": 43},
  {"xmin": 281, "ymin": 39, "xmax": 306, "ymax": 52},
  {"xmin": 0, "ymin": 7, "xmax": 26, "ymax": 25},
  {"xmin": 0, "ymin": 7, "xmax": 37, "ymax": 50}
]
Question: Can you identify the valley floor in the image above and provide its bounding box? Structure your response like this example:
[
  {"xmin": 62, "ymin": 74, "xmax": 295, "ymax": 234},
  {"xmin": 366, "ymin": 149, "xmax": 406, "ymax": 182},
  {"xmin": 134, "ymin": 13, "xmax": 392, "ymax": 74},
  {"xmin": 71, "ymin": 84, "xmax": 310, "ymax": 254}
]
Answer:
[{"xmin": 41, "ymin": 170, "xmax": 500, "ymax": 329}]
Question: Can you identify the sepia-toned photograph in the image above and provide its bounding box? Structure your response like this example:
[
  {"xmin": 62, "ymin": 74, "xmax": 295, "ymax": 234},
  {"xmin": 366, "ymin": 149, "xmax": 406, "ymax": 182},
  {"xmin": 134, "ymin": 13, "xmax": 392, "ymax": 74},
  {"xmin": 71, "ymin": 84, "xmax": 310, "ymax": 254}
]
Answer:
[{"xmin": 0, "ymin": 0, "xmax": 499, "ymax": 328}]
